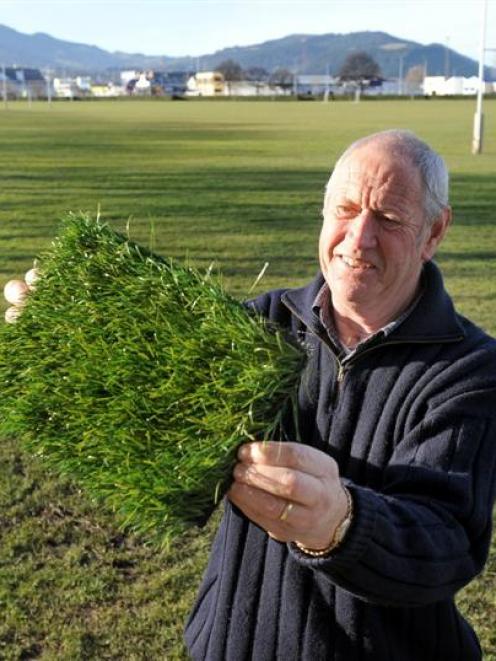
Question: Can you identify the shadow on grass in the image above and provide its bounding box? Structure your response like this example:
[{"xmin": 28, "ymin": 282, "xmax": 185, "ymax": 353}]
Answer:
[
  {"xmin": 438, "ymin": 251, "xmax": 496, "ymax": 261},
  {"xmin": 0, "ymin": 254, "xmax": 42, "ymax": 264},
  {"xmin": 450, "ymin": 174, "xmax": 496, "ymax": 226},
  {"xmin": 1, "ymin": 170, "xmax": 494, "ymax": 289}
]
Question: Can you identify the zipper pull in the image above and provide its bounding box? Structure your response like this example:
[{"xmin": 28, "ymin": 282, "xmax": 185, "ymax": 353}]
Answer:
[{"xmin": 330, "ymin": 362, "xmax": 345, "ymax": 411}]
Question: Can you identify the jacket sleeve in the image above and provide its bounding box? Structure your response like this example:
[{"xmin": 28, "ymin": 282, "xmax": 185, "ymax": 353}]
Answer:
[
  {"xmin": 244, "ymin": 288, "xmax": 293, "ymax": 329},
  {"xmin": 289, "ymin": 385, "xmax": 496, "ymax": 607}
]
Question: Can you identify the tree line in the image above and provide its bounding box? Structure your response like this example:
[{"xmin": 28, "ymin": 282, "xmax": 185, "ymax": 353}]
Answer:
[{"xmin": 214, "ymin": 52, "xmax": 382, "ymax": 86}]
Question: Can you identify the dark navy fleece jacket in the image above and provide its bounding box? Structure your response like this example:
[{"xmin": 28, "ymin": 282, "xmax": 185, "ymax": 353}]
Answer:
[{"xmin": 184, "ymin": 261, "xmax": 496, "ymax": 661}]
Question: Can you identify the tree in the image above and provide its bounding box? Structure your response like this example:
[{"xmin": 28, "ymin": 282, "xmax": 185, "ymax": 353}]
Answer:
[
  {"xmin": 215, "ymin": 59, "xmax": 243, "ymax": 95},
  {"xmin": 268, "ymin": 68, "xmax": 294, "ymax": 91},
  {"xmin": 404, "ymin": 65, "xmax": 426, "ymax": 96},
  {"xmin": 338, "ymin": 51, "xmax": 381, "ymax": 82},
  {"xmin": 215, "ymin": 59, "xmax": 243, "ymax": 82},
  {"xmin": 405, "ymin": 64, "xmax": 425, "ymax": 85},
  {"xmin": 244, "ymin": 66, "xmax": 269, "ymax": 82}
]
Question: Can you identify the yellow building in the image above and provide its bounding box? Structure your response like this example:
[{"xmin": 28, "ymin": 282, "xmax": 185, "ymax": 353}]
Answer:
[{"xmin": 187, "ymin": 71, "xmax": 225, "ymax": 96}]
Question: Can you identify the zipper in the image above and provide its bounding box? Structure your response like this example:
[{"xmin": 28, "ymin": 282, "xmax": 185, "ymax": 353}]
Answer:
[
  {"xmin": 282, "ymin": 292, "xmax": 465, "ymax": 409},
  {"xmin": 331, "ymin": 360, "xmax": 346, "ymax": 409},
  {"xmin": 297, "ymin": 324, "xmax": 347, "ymax": 410}
]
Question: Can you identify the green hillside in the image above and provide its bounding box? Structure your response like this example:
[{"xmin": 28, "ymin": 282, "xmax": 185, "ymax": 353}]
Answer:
[{"xmin": 1, "ymin": 23, "xmax": 493, "ymax": 79}]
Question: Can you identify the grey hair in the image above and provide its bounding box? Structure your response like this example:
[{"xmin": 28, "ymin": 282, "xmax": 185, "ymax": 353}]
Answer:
[{"xmin": 324, "ymin": 129, "xmax": 450, "ymax": 225}]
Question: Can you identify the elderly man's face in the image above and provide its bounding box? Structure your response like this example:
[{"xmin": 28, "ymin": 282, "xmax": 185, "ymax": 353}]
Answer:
[{"xmin": 319, "ymin": 143, "xmax": 446, "ymax": 324}]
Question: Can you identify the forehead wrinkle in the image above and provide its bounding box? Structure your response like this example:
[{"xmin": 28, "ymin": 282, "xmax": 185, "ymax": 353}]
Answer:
[
  {"xmin": 331, "ymin": 153, "xmax": 423, "ymax": 217},
  {"xmin": 331, "ymin": 165, "xmax": 396, "ymax": 210}
]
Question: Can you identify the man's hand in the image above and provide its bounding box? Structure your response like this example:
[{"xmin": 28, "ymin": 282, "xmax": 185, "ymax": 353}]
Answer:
[
  {"xmin": 228, "ymin": 441, "xmax": 348, "ymax": 551},
  {"xmin": 3, "ymin": 268, "xmax": 38, "ymax": 323}
]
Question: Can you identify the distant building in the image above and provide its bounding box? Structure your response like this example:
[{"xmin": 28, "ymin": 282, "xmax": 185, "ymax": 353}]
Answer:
[
  {"xmin": 423, "ymin": 76, "xmax": 493, "ymax": 96},
  {"xmin": 134, "ymin": 72, "xmax": 152, "ymax": 95},
  {"xmin": 53, "ymin": 77, "xmax": 76, "ymax": 99},
  {"xmin": 186, "ymin": 72, "xmax": 294, "ymax": 97},
  {"xmin": 150, "ymin": 71, "xmax": 189, "ymax": 97},
  {"xmin": 53, "ymin": 76, "xmax": 94, "ymax": 99},
  {"xmin": 224, "ymin": 80, "xmax": 288, "ymax": 96},
  {"xmin": 120, "ymin": 70, "xmax": 141, "ymax": 85},
  {"xmin": 120, "ymin": 70, "xmax": 143, "ymax": 95},
  {"xmin": 362, "ymin": 79, "xmax": 414, "ymax": 96},
  {"xmin": 122, "ymin": 70, "xmax": 189, "ymax": 97},
  {"xmin": 187, "ymin": 71, "xmax": 225, "ymax": 96},
  {"xmin": 91, "ymin": 82, "xmax": 125, "ymax": 97},
  {"xmin": 1, "ymin": 67, "xmax": 46, "ymax": 99},
  {"xmin": 293, "ymin": 75, "xmax": 409, "ymax": 98},
  {"xmin": 296, "ymin": 74, "xmax": 338, "ymax": 97},
  {"xmin": 75, "ymin": 76, "xmax": 92, "ymax": 95}
]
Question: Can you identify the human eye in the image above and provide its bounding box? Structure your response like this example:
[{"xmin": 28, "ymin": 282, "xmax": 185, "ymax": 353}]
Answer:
[
  {"xmin": 378, "ymin": 212, "xmax": 402, "ymax": 228},
  {"xmin": 335, "ymin": 204, "xmax": 356, "ymax": 219}
]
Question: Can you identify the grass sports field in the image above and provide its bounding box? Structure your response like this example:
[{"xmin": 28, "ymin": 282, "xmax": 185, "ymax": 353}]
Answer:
[{"xmin": 0, "ymin": 98, "xmax": 495, "ymax": 659}]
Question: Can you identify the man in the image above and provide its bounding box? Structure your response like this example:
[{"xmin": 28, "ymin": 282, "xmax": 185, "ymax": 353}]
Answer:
[
  {"xmin": 183, "ymin": 130, "xmax": 496, "ymax": 660},
  {"xmin": 5, "ymin": 130, "xmax": 496, "ymax": 660}
]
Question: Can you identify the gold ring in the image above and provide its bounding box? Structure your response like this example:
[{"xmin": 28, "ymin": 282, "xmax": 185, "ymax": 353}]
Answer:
[{"xmin": 279, "ymin": 501, "xmax": 293, "ymax": 522}]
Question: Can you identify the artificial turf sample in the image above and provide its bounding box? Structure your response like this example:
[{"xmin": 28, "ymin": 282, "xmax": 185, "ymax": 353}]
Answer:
[{"xmin": 0, "ymin": 213, "xmax": 306, "ymax": 545}]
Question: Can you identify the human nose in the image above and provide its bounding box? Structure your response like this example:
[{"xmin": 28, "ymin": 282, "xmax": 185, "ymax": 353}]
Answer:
[{"xmin": 345, "ymin": 209, "xmax": 378, "ymax": 250}]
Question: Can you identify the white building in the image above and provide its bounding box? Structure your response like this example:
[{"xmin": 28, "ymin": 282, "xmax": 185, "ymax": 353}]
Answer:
[
  {"xmin": 54, "ymin": 76, "xmax": 96, "ymax": 99},
  {"xmin": 187, "ymin": 71, "xmax": 225, "ymax": 96},
  {"xmin": 296, "ymin": 74, "xmax": 338, "ymax": 96},
  {"xmin": 186, "ymin": 72, "xmax": 293, "ymax": 97},
  {"xmin": 76, "ymin": 77, "xmax": 92, "ymax": 95},
  {"xmin": 225, "ymin": 81, "xmax": 289, "ymax": 96},
  {"xmin": 423, "ymin": 75, "xmax": 493, "ymax": 96},
  {"xmin": 120, "ymin": 70, "xmax": 141, "ymax": 85},
  {"xmin": 134, "ymin": 72, "xmax": 152, "ymax": 95},
  {"xmin": 53, "ymin": 77, "xmax": 80, "ymax": 99}
]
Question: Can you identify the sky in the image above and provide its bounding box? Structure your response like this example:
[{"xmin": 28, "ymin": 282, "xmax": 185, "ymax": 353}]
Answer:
[{"xmin": 0, "ymin": 0, "xmax": 494, "ymax": 64}]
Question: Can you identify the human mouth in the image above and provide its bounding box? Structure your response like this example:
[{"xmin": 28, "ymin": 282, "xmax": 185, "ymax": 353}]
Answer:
[{"xmin": 338, "ymin": 255, "xmax": 375, "ymax": 270}]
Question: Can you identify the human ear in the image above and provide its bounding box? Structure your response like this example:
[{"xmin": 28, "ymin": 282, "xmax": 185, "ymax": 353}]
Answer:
[{"xmin": 421, "ymin": 206, "xmax": 452, "ymax": 262}]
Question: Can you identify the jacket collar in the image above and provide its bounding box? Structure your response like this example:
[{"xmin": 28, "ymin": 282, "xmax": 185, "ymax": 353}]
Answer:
[{"xmin": 281, "ymin": 260, "xmax": 465, "ymax": 345}]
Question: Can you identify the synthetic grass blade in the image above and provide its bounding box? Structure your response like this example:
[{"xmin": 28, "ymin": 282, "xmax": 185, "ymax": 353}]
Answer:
[{"xmin": 0, "ymin": 213, "xmax": 306, "ymax": 546}]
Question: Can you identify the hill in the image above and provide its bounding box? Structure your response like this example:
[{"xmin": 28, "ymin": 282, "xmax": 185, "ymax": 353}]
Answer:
[
  {"xmin": 0, "ymin": 23, "xmax": 494, "ymax": 80},
  {"xmin": 189, "ymin": 31, "xmax": 494, "ymax": 79},
  {"xmin": 0, "ymin": 24, "xmax": 171, "ymax": 73}
]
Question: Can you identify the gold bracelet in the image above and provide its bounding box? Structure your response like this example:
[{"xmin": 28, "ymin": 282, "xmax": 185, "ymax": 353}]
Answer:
[{"xmin": 294, "ymin": 485, "xmax": 353, "ymax": 558}]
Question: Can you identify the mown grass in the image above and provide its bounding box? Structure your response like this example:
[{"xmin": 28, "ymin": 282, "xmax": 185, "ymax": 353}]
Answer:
[
  {"xmin": 0, "ymin": 213, "xmax": 306, "ymax": 546},
  {"xmin": 0, "ymin": 98, "xmax": 495, "ymax": 659}
]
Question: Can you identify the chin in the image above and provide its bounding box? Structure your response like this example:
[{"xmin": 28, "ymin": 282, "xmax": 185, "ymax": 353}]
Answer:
[{"xmin": 331, "ymin": 280, "xmax": 376, "ymax": 306}]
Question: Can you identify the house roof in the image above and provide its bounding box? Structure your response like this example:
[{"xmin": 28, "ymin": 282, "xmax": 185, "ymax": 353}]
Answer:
[{"xmin": 4, "ymin": 67, "xmax": 45, "ymax": 82}]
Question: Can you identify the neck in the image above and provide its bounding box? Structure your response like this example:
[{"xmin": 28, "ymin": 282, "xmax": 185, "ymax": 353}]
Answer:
[
  {"xmin": 332, "ymin": 308, "xmax": 380, "ymax": 348},
  {"xmin": 332, "ymin": 282, "xmax": 421, "ymax": 349}
]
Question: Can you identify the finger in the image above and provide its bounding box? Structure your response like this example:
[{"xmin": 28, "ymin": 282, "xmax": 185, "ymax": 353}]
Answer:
[
  {"xmin": 238, "ymin": 441, "xmax": 336, "ymax": 479},
  {"xmin": 5, "ymin": 306, "xmax": 22, "ymax": 324},
  {"xmin": 4, "ymin": 279, "xmax": 29, "ymax": 306},
  {"xmin": 233, "ymin": 461, "xmax": 322, "ymax": 508},
  {"xmin": 228, "ymin": 481, "xmax": 310, "ymax": 537},
  {"xmin": 25, "ymin": 267, "xmax": 40, "ymax": 289}
]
